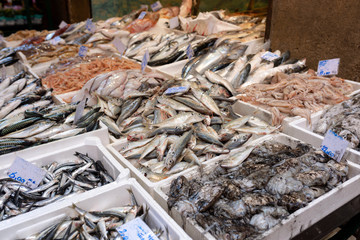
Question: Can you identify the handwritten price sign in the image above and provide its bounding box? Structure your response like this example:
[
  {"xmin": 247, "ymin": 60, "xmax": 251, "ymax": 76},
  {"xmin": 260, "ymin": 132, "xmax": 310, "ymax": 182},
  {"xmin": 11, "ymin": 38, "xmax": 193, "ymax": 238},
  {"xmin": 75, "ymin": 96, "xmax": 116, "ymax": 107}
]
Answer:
[{"xmin": 7, "ymin": 157, "xmax": 46, "ymax": 189}]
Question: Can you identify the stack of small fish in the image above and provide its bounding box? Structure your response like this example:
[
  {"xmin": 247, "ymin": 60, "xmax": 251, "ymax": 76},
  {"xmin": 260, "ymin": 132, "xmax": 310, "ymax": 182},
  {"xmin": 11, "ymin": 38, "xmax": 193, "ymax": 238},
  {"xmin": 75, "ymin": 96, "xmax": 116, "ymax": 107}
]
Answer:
[
  {"xmin": 0, "ymin": 71, "xmax": 53, "ymax": 120},
  {"xmin": 125, "ymin": 32, "xmax": 204, "ymax": 65},
  {"xmin": 167, "ymin": 140, "xmax": 348, "ymax": 239},
  {"xmin": 314, "ymin": 92, "xmax": 360, "ymax": 150},
  {"xmin": 0, "ymin": 152, "xmax": 113, "ymax": 221},
  {"xmin": 0, "ymin": 104, "xmax": 103, "ymax": 155},
  {"xmin": 105, "ymin": 79, "xmax": 277, "ymax": 182},
  {"xmin": 23, "ymin": 190, "xmax": 165, "ymax": 240}
]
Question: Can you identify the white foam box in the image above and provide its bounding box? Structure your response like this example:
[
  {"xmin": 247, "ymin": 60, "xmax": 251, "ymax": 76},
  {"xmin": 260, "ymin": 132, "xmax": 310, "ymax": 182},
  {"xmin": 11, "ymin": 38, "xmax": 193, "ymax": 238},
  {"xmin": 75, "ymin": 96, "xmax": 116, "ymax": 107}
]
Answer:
[
  {"xmin": 0, "ymin": 136, "xmax": 130, "ymax": 228},
  {"xmin": 107, "ymin": 138, "xmax": 199, "ymax": 197},
  {"xmin": 285, "ymin": 111, "xmax": 360, "ymax": 165},
  {"xmin": 233, "ymin": 79, "xmax": 360, "ymax": 128},
  {"xmin": 153, "ymin": 133, "xmax": 360, "ymax": 240},
  {"xmin": 0, "ymin": 178, "xmax": 191, "ymax": 240}
]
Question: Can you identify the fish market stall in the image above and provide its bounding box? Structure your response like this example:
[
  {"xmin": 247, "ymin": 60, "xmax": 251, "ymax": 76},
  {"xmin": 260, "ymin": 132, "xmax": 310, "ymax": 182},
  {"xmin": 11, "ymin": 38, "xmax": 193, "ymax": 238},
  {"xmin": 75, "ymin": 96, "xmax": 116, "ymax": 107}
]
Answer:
[{"xmin": 0, "ymin": 1, "xmax": 359, "ymax": 239}]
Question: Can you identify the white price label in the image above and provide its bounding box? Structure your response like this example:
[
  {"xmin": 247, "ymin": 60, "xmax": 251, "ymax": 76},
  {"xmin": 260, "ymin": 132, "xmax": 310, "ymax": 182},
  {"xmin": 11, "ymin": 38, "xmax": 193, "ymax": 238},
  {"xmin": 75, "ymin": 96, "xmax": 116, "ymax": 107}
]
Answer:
[
  {"xmin": 74, "ymin": 98, "xmax": 87, "ymax": 124},
  {"xmin": 117, "ymin": 218, "xmax": 159, "ymax": 240},
  {"xmin": 49, "ymin": 36, "xmax": 61, "ymax": 45},
  {"xmin": 261, "ymin": 51, "xmax": 280, "ymax": 61},
  {"xmin": 186, "ymin": 44, "xmax": 194, "ymax": 59},
  {"xmin": 59, "ymin": 20, "xmax": 67, "ymax": 29},
  {"xmin": 1, "ymin": 64, "xmax": 6, "ymax": 80},
  {"xmin": 321, "ymin": 130, "xmax": 349, "ymax": 162},
  {"xmin": 317, "ymin": 58, "xmax": 340, "ymax": 76},
  {"xmin": 141, "ymin": 49, "xmax": 150, "ymax": 73},
  {"xmin": 169, "ymin": 16, "xmax": 179, "ymax": 29},
  {"xmin": 151, "ymin": 1, "xmax": 162, "ymax": 11},
  {"xmin": 7, "ymin": 157, "xmax": 46, "ymax": 189},
  {"xmin": 78, "ymin": 46, "xmax": 88, "ymax": 57},
  {"xmin": 45, "ymin": 32, "xmax": 55, "ymax": 41},
  {"xmin": 86, "ymin": 18, "xmax": 96, "ymax": 33},
  {"xmin": 138, "ymin": 11, "xmax": 147, "ymax": 20},
  {"xmin": 164, "ymin": 86, "xmax": 189, "ymax": 95},
  {"xmin": 113, "ymin": 37, "xmax": 126, "ymax": 56}
]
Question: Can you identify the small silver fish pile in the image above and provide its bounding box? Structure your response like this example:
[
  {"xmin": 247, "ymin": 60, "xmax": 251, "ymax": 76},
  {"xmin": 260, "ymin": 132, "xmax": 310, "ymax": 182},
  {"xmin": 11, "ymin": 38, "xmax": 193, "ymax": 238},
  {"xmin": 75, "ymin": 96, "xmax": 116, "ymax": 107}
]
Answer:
[
  {"xmin": 113, "ymin": 80, "xmax": 278, "ymax": 182},
  {"xmin": 0, "ymin": 71, "xmax": 53, "ymax": 120},
  {"xmin": 167, "ymin": 140, "xmax": 348, "ymax": 239},
  {"xmin": 314, "ymin": 92, "xmax": 360, "ymax": 150},
  {"xmin": 23, "ymin": 190, "xmax": 165, "ymax": 240},
  {"xmin": 0, "ymin": 152, "xmax": 114, "ymax": 221},
  {"xmin": 126, "ymin": 31, "xmax": 214, "ymax": 65},
  {"xmin": 0, "ymin": 104, "xmax": 103, "ymax": 155}
]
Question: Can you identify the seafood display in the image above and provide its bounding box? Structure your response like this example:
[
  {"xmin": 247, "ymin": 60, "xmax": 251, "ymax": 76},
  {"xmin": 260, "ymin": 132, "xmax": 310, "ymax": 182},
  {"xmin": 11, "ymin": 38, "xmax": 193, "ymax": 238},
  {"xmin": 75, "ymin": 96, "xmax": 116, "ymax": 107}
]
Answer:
[
  {"xmin": 0, "ymin": 104, "xmax": 102, "ymax": 155},
  {"xmin": 42, "ymin": 57, "xmax": 140, "ymax": 94},
  {"xmin": 236, "ymin": 70, "xmax": 353, "ymax": 125},
  {"xmin": 0, "ymin": 3, "xmax": 358, "ymax": 240},
  {"xmin": 18, "ymin": 43, "xmax": 80, "ymax": 66},
  {"xmin": 314, "ymin": 92, "xmax": 360, "ymax": 150},
  {"xmin": 5, "ymin": 30, "xmax": 49, "ymax": 42},
  {"xmin": 0, "ymin": 152, "xmax": 114, "ymax": 221},
  {"xmin": 23, "ymin": 189, "xmax": 166, "ymax": 240},
  {"xmin": 110, "ymin": 79, "xmax": 277, "ymax": 182},
  {"xmin": 167, "ymin": 139, "xmax": 349, "ymax": 239},
  {"xmin": 0, "ymin": 71, "xmax": 52, "ymax": 120}
]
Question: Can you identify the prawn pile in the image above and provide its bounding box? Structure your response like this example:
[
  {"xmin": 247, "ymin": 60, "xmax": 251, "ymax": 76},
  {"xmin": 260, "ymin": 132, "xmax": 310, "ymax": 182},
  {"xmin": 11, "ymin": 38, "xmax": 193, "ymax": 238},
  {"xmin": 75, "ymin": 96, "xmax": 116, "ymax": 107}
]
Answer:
[
  {"xmin": 41, "ymin": 57, "xmax": 140, "ymax": 94},
  {"xmin": 236, "ymin": 70, "xmax": 353, "ymax": 125}
]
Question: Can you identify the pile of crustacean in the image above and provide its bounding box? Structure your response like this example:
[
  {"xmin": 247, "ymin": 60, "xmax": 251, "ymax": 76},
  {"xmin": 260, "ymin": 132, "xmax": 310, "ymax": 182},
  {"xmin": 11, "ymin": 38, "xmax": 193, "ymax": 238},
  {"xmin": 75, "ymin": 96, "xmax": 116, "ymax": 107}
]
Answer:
[{"xmin": 0, "ymin": 2, "xmax": 357, "ymax": 240}]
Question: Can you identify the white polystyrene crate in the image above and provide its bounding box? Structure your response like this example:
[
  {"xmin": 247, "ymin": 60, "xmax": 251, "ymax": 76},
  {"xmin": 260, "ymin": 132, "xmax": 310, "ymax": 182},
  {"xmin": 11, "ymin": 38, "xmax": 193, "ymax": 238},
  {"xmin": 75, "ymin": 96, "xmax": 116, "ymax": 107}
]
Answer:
[
  {"xmin": 0, "ymin": 122, "xmax": 110, "ymax": 160},
  {"xmin": 0, "ymin": 178, "xmax": 191, "ymax": 240},
  {"xmin": 233, "ymin": 79, "xmax": 360, "ymax": 128},
  {"xmin": 285, "ymin": 110, "xmax": 360, "ymax": 164},
  {"xmin": 0, "ymin": 136, "xmax": 130, "ymax": 228},
  {"xmin": 154, "ymin": 133, "xmax": 360, "ymax": 240},
  {"xmin": 107, "ymin": 138, "xmax": 199, "ymax": 197}
]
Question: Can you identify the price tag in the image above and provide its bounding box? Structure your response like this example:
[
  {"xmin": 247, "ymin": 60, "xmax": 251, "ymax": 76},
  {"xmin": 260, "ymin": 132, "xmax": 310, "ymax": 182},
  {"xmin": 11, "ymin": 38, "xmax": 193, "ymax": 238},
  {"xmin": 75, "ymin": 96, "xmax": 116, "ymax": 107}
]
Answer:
[
  {"xmin": 141, "ymin": 49, "xmax": 150, "ymax": 73},
  {"xmin": 74, "ymin": 98, "xmax": 87, "ymax": 124},
  {"xmin": 169, "ymin": 16, "xmax": 179, "ymax": 29},
  {"xmin": 186, "ymin": 44, "xmax": 194, "ymax": 59},
  {"xmin": 164, "ymin": 86, "xmax": 189, "ymax": 95},
  {"xmin": 140, "ymin": 4, "xmax": 149, "ymax": 10},
  {"xmin": 59, "ymin": 20, "xmax": 67, "ymax": 29},
  {"xmin": 86, "ymin": 18, "xmax": 96, "ymax": 33},
  {"xmin": 78, "ymin": 46, "xmax": 88, "ymax": 57},
  {"xmin": 321, "ymin": 130, "xmax": 349, "ymax": 162},
  {"xmin": 261, "ymin": 51, "xmax": 280, "ymax": 61},
  {"xmin": 2, "ymin": 65, "xmax": 6, "ymax": 80},
  {"xmin": 317, "ymin": 58, "xmax": 340, "ymax": 76},
  {"xmin": 45, "ymin": 32, "xmax": 55, "ymax": 41},
  {"xmin": 138, "ymin": 11, "xmax": 147, "ymax": 20},
  {"xmin": 113, "ymin": 37, "xmax": 126, "ymax": 57},
  {"xmin": 49, "ymin": 36, "xmax": 61, "ymax": 45},
  {"xmin": 151, "ymin": 1, "xmax": 162, "ymax": 12},
  {"xmin": 117, "ymin": 217, "xmax": 159, "ymax": 240},
  {"xmin": 7, "ymin": 157, "xmax": 46, "ymax": 189}
]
